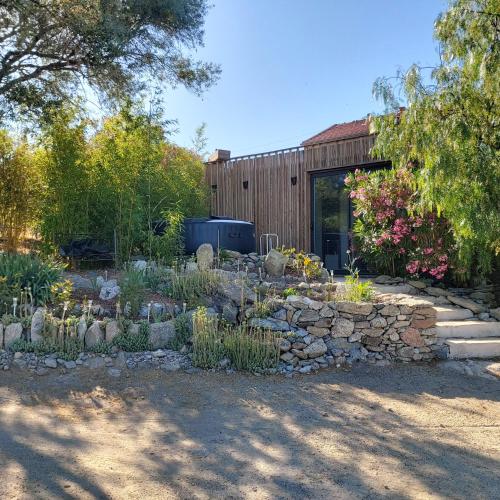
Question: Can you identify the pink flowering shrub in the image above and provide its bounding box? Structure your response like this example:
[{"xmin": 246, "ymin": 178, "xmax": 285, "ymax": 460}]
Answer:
[{"xmin": 346, "ymin": 166, "xmax": 454, "ymax": 280}]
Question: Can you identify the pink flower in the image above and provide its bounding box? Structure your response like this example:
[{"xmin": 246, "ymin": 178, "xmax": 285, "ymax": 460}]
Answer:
[{"xmin": 423, "ymin": 247, "xmax": 434, "ymax": 255}]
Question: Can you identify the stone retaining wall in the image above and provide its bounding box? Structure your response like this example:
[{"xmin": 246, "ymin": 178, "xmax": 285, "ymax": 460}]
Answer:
[{"xmin": 249, "ymin": 295, "xmax": 440, "ymax": 372}]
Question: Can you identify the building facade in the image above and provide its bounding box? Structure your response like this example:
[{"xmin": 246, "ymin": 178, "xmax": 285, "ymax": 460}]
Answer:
[{"xmin": 205, "ymin": 118, "xmax": 389, "ymax": 272}]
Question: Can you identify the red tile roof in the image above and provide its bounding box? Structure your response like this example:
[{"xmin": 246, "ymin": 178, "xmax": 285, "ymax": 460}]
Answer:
[{"xmin": 301, "ymin": 118, "xmax": 371, "ymax": 146}]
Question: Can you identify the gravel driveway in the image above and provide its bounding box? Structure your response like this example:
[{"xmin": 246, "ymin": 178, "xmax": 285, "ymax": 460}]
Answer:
[{"xmin": 0, "ymin": 363, "xmax": 499, "ymax": 499}]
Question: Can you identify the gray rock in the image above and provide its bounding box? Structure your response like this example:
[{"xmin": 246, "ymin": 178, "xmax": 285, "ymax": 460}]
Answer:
[
  {"xmin": 248, "ymin": 317, "xmax": 290, "ymax": 331},
  {"xmin": 30, "ymin": 308, "xmax": 45, "ymax": 342},
  {"xmin": 85, "ymin": 321, "xmax": 104, "ymax": 348},
  {"xmin": 264, "ymin": 249, "xmax": 288, "ymax": 277},
  {"xmin": 150, "ymin": 321, "xmax": 176, "ymax": 349},
  {"xmin": 490, "ymin": 308, "xmax": 500, "ymax": 321},
  {"xmin": 219, "ymin": 282, "xmax": 256, "ymax": 304},
  {"xmin": 296, "ymin": 309, "xmax": 320, "ymax": 324},
  {"xmin": 4, "ymin": 323, "xmax": 22, "ymax": 348},
  {"xmin": 77, "ymin": 317, "xmax": 88, "ymax": 339},
  {"xmin": 44, "ymin": 358, "xmax": 57, "ymax": 369},
  {"xmin": 279, "ymin": 338, "xmax": 292, "ymax": 352},
  {"xmin": 64, "ymin": 360, "xmax": 77, "ymax": 369},
  {"xmin": 408, "ymin": 280, "xmax": 427, "ymax": 290},
  {"xmin": 447, "ymin": 295, "xmax": 486, "ymax": 314},
  {"xmin": 99, "ymin": 284, "xmax": 120, "ymax": 301},
  {"xmin": 425, "ymin": 287, "xmax": 448, "ymax": 297},
  {"xmin": 379, "ymin": 305, "xmax": 400, "ymax": 316},
  {"xmin": 336, "ymin": 302, "xmax": 373, "ymax": 316},
  {"xmin": 105, "ymin": 320, "xmax": 120, "ymax": 343},
  {"xmin": 133, "ymin": 260, "xmax": 147, "ymax": 271},
  {"xmin": 370, "ymin": 316, "xmax": 387, "ymax": 328},
  {"xmin": 196, "ymin": 243, "xmax": 214, "ymax": 271},
  {"xmin": 331, "ymin": 317, "xmax": 354, "ymax": 337},
  {"xmin": 273, "ymin": 308, "xmax": 288, "ymax": 321},
  {"xmin": 222, "ymin": 303, "xmax": 238, "ymax": 323},
  {"xmin": 303, "ymin": 339, "xmax": 328, "ymax": 358}
]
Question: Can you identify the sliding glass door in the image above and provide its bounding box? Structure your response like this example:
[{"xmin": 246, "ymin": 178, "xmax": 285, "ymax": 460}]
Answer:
[{"xmin": 311, "ymin": 171, "xmax": 352, "ymax": 273}]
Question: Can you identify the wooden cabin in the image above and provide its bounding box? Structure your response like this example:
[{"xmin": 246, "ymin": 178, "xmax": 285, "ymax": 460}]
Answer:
[{"xmin": 205, "ymin": 118, "xmax": 390, "ymax": 272}]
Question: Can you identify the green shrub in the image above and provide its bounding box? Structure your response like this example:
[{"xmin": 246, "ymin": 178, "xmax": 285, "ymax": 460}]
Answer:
[
  {"xmin": 170, "ymin": 313, "xmax": 191, "ymax": 350},
  {"xmin": 112, "ymin": 321, "xmax": 151, "ymax": 352},
  {"xmin": 191, "ymin": 307, "xmax": 224, "ymax": 368},
  {"xmin": 148, "ymin": 211, "xmax": 185, "ymax": 265},
  {"xmin": 0, "ymin": 253, "xmax": 64, "ymax": 305},
  {"xmin": 191, "ymin": 307, "xmax": 280, "ymax": 371},
  {"xmin": 282, "ymin": 287, "xmax": 297, "ymax": 298},
  {"xmin": 223, "ymin": 324, "xmax": 279, "ymax": 371},
  {"xmin": 166, "ymin": 270, "xmax": 220, "ymax": 304},
  {"xmin": 340, "ymin": 275, "xmax": 375, "ymax": 303},
  {"xmin": 9, "ymin": 337, "xmax": 83, "ymax": 361},
  {"xmin": 87, "ymin": 340, "xmax": 112, "ymax": 355},
  {"xmin": 119, "ymin": 265, "xmax": 146, "ymax": 318}
]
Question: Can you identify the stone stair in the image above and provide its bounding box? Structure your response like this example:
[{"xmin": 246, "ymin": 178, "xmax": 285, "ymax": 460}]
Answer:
[{"xmin": 434, "ymin": 306, "xmax": 500, "ymax": 359}]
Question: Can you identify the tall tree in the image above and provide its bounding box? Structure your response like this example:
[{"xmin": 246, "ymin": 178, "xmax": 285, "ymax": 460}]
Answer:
[
  {"xmin": 0, "ymin": 0, "xmax": 220, "ymax": 119},
  {"xmin": 371, "ymin": 0, "xmax": 499, "ymax": 278}
]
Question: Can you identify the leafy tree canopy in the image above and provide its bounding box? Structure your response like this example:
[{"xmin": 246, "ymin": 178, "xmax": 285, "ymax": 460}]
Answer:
[
  {"xmin": 371, "ymin": 0, "xmax": 499, "ymax": 277},
  {"xmin": 0, "ymin": 0, "xmax": 220, "ymax": 120}
]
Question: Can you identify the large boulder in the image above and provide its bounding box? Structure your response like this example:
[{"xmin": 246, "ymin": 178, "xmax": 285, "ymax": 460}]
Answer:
[
  {"xmin": 218, "ymin": 282, "xmax": 256, "ymax": 304},
  {"xmin": 196, "ymin": 243, "xmax": 214, "ymax": 271},
  {"xmin": 30, "ymin": 308, "xmax": 45, "ymax": 342},
  {"xmin": 85, "ymin": 321, "xmax": 104, "ymax": 348},
  {"xmin": 150, "ymin": 320, "xmax": 176, "ymax": 349},
  {"xmin": 99, "ymin": 279, "xmax": 120, "ymax": 301},
  {"xmin": 4, "ymin": 322, "xmax": 22, "ymax": 348},
  {"xmin": 264, "ymin": 249, "xmax": 288, "ymax": 277},
  {"xmin": 105, "ymin": 320, "xmax": 121, "ymax": 343}
]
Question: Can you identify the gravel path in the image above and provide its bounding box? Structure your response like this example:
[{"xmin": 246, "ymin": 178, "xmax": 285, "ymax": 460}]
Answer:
[{"xmin": 0, "ymin": 363, "xmax": 499, "ymax": 499}]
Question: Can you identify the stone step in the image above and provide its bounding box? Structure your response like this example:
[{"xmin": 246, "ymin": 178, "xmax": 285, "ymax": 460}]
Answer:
[
  {"xmin": 434, "ymin": 306, "xmax": 474, "ymax": 321},
  {"xmin": 436, "ymin": 321, "xmax": 500, "ymax": 338},
  {"xmin": 446, "ymin": 338, "xmax": 500, "ymax": 359}
]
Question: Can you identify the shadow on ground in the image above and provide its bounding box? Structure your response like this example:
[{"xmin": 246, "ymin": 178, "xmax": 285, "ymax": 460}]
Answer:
[{"xmin": 0, "ymin": 363, "xmax": 499, "ymax": 499}]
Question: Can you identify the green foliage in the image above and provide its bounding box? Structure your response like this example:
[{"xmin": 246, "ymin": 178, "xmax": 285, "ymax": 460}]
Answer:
[
  {"xmin": 191, "ymin": 307, "xmax": 280, "ymax": 371},
  {"xmin": 371, "ymin": 0, "xmax": 500, "ymax": 278},
  {"xmin": 166, "ymin": 270, "xmax": 220, "ymax": 305},
  {"xmin": 0, "ymin": 253, "xmax": 64, "ymax": 305},
  {"xmin": 148, "ymin": 211, "xmax": 185, "ymax": 265},
  {"xmin": 10, "ymin": 337, "xmax": 83, "ymax": 361},
  {"xmin": 87, "ymin": 340, "xmax": 112, "ymax": 355},
  {"xmin": 224, "ymin": 324, "xmax": 279, "ymax": 371},
  {"xmin": 277, "ymin": 247, "xmax": 322, "ymax": 279},
  {"xmin": 0, "ymin": 0, "xmax": 220, "ymax": 119},
  {"xmin": 119, "ymin": 266, "xmax": 146, "ymax": 318},
  {"xmin": 0, "ymin": 131, "xmax": 43, "ymax": 251},
  {"xmin": 339, "ymin": 253, "xmax": 374, "ymax": 302},
  {"xmin": 39, "ymin": 105, "xmax": 209, "ymax": 262},
  {"xmin": 112, "ymin": 321, "xmax": 151, "ymax": 352},
  {"xmin": 341, "ymin": 275, "xmax": 375, "ymax": 303},
  {"xmin": 171, "ymin": 313, "xmax": 192, "ymax": 350},
  {"xmin": 346, "ymin": 166, "xmax": 454, "ymax": 279},
  {"xmin": 191, "ymin": 307, "xmax": 224, "ymax": 368},
  {"xmin": 282, "ymin": 287, "xmax": 297, "ymax": 298}
]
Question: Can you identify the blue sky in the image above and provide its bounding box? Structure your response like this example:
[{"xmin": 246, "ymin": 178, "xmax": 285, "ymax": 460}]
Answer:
[{"xmin": 164, "ymin": 0, "xmax": 447, "ymax": 157}]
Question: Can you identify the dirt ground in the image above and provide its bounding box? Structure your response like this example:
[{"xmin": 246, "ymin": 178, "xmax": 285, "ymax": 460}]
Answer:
[{"xmin": 0, "ymin": 364, "xmax": 499, "ymax": 500}]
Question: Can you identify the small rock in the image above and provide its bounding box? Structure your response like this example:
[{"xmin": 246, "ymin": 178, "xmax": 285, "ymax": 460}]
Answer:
[
  {"xmin": 44, "ymin": 358, "xmax": 58, "ymax": 369},
  {"xmin": 64, "ymin": 360, "xmax": 77, "ymax": 369}
]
